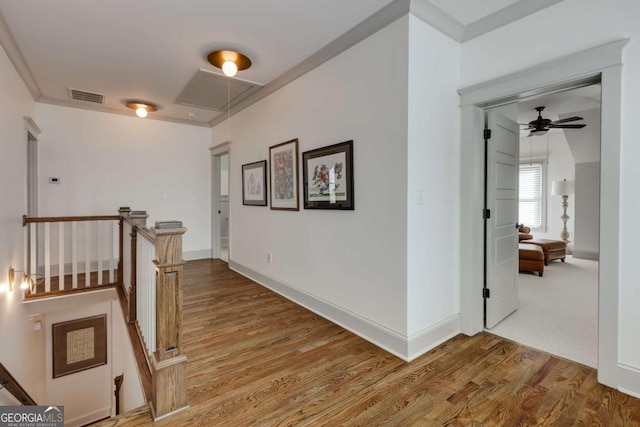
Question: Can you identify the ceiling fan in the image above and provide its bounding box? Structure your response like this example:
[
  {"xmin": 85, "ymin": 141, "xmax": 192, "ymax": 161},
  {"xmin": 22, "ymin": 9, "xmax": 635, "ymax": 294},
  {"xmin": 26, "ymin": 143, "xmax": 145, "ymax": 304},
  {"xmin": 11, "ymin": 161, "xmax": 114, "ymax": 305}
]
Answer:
[{"xmin": 521, "ymin": 106, "xmax": 586, "ymax": 137}]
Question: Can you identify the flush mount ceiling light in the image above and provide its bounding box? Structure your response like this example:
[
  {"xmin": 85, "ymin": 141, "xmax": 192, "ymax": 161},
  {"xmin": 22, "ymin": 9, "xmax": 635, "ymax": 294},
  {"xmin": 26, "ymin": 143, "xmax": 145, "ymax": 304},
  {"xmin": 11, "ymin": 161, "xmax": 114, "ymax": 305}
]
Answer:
[
  {"xmin": 125, "ymin": 102, "xmax": 158, "ymax": 118},
  {"xmin": 207, "ymin": 50, "xmax": 252, "ymax": 77}
]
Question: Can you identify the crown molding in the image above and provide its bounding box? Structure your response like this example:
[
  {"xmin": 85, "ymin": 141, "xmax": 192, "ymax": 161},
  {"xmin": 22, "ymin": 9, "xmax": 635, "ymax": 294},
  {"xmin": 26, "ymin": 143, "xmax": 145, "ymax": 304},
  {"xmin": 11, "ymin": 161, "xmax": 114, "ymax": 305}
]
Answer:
[
  {"xmin": 409, "ymin": 0, "xmax": 465, "ymax": 42},
  {"xmin": 463, "ymin": 0, "xmax": 566, "ymax": 42},
  {"xmin": 210, "ymin": 0, "xmax": 411, "ymax": 127},
  {"xmin": 0, "ymin": 10, "xmax": 42, "ymax": 100},
  {"xmin": 38, "ymin": 97, "xmax": 212, "ymax": 128}
]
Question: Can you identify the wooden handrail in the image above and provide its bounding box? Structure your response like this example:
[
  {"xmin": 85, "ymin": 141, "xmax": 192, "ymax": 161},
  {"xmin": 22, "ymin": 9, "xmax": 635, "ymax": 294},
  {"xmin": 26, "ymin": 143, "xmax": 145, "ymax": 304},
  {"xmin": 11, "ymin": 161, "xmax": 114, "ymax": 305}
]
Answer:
[
  {"xmin": 23, "ymin": 214, "xmax": 119, "ymax": 226},
  {"xmin": 0, "ymin": 362, "xmax": 37, "ymax": 405}
]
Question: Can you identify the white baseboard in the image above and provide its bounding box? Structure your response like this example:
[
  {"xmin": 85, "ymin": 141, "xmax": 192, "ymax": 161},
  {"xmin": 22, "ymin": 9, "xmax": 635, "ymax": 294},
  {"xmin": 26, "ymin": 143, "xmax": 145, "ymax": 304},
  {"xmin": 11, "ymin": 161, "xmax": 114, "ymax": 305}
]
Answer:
[
  {"xmin": 407, "ymin": 314, "xmax": 461, "ymax": 361},
  {"xmin": 183, "ymin": 249, "xmax": 212, "ymax": 261},
  {"xmin": 65, "ymin": 406, "xmax": 111, "ymax": 427},
  {"xmin": 229, "ymin": 261, "xmax": 460, "ymax": 361}
]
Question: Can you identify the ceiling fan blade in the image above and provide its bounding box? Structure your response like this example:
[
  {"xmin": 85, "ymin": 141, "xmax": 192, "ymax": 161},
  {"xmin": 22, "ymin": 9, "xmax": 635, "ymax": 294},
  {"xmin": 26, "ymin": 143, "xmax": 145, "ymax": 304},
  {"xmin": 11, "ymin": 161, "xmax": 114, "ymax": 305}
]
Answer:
[
  {"xmin": 549, "ymin": 124, "xmax": 586, "ymax": 129},
  {"xmin": 551, "ymin": 116, "xmax": 584, "ymax": 124}
]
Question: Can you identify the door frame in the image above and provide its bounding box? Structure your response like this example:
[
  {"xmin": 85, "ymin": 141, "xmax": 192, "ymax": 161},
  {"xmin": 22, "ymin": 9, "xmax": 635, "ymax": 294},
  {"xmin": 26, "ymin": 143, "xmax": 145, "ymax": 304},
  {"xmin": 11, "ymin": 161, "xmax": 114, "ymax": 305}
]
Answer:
[
  {"xmin": 210, "ymin": 142, "xmax": 230, "ymax": 260},
  {"xmin": 458, "ymin": 39, "xmax": 632, "ymax": 391}
]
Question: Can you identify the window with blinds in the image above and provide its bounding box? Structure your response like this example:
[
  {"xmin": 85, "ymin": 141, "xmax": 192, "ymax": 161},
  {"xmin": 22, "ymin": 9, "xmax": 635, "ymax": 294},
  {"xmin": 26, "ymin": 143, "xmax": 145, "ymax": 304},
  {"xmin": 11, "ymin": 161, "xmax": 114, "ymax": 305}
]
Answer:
[{"xmin": 519, "ymin": 163, "xmax": 543, "ymax": 228}]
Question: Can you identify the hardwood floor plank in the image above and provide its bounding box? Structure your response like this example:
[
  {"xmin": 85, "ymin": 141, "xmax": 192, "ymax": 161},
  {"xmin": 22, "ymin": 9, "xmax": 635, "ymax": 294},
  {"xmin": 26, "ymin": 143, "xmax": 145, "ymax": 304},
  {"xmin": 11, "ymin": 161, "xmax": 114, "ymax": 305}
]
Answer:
[{"xmin": 95, "ymin": 259, "xmax": 640, "ymax": 426}]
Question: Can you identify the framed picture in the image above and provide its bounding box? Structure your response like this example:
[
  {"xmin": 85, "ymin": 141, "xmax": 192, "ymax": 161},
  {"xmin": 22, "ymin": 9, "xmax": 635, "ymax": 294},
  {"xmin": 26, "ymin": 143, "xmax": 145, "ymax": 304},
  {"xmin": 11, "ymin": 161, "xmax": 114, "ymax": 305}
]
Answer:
[
  {"xmin": 302, "ymin": 140, "xmax": 354, "ymax": 210},
  {"xmin": 52, "ymin": 314, "xmax": 107, "ymax": 378},
  {"xmin": 269, "ymin": 138, "xmax": 299, "ymax": 211},
  {"xmin": 242, "ymin": 160, "xmax": 268, "ymax": 206}
]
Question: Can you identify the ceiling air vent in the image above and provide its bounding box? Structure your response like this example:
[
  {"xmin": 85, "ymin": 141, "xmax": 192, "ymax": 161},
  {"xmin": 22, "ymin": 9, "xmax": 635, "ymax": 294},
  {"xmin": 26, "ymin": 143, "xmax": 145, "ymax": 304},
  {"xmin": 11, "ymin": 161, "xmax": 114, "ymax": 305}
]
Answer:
[{"xmin": 68, "ymin": 88, "xmax": 106, "ymax": 104}]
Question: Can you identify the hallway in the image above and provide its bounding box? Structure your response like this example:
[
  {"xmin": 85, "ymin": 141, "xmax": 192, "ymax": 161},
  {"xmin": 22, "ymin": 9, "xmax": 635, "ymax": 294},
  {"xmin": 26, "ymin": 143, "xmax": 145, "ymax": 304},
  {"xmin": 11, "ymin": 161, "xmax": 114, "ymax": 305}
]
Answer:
[{"xmin": 97, "ymin": 259, "xmax": 640, "ymax": 426}]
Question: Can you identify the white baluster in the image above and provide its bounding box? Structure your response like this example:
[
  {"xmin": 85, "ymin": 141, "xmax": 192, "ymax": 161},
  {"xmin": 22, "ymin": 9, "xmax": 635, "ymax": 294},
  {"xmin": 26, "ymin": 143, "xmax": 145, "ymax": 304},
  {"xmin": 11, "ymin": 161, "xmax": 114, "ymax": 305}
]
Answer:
[
  {"xmin": 109, "ymin": 221, "xmax": 114, "ymax": 283},
  {"xmin": 58, "ymin": 222, "xmax": 64, "ymax": 291},
  {"xmin": 97, "ymin": 221, "xmax": 103, "ymax": 285},
  {"xmin": 85, "ymin": 221, "xmax": 91, "ymax": 287},
  {"xmin": 44, "ymin": 222, "xmax": 50, "ymax": 292},
  {"xmin": 72, "ymin": 222, "xmax": 78, "ymax": 288},
  {"xmin": 30, "ymin": 223, "xmax": 36, "ymax": 294}
]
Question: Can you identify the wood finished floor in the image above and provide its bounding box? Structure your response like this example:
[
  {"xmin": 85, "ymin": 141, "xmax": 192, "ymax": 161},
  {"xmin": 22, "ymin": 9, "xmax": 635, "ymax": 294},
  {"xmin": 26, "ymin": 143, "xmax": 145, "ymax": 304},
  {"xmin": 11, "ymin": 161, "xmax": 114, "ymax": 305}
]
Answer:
[{"xmin": 96, "ymin": 259, "xmax": 640, "ymax": 426}]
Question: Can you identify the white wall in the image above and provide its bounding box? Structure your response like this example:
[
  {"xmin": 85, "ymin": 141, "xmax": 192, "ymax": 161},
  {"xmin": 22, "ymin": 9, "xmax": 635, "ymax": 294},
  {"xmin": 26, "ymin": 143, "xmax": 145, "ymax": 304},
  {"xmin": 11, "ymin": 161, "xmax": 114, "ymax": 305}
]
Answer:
[
  {"xmin": 0, "ymin": 43, "xmax": 46, "ymax": 403},
  {"xmin": 35, "ymin": 104, "xmax": 212, "ymax": 259},
  {"xmin": 213, "ymin": 17, "xmax": 410, "ymax": 346},
  {"xmin": 460, "ymin": 0, "xmax": 640, "ymax": 381},
  {"xmin": 406, "ymin": 15, "xmax": 461, "ymax": 346},
  {"xmin": 574, "ymin": 162, "xmax": 600, "ymax": 260}
]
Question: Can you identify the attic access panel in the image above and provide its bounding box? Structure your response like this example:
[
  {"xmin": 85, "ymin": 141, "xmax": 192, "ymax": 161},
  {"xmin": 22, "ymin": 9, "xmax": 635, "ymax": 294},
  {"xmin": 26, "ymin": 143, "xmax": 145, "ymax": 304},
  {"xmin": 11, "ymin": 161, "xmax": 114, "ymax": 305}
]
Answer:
[{"xmin": 176, "ymin": 69, "xmax": 262, "ymax": 111}]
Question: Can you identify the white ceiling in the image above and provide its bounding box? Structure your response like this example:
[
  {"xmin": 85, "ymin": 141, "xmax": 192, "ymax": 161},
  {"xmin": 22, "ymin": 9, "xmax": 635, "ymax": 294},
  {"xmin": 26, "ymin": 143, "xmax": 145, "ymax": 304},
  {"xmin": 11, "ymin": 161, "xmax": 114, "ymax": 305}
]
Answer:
[{"xmin": 0, "ymin": 0, "xmax": 563, "ymax": 126}]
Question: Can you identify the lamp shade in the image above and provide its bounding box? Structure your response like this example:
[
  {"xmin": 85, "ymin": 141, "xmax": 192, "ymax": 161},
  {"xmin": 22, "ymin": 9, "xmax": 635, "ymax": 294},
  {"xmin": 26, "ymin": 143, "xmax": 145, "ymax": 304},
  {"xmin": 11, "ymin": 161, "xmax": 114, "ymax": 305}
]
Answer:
[{"xmin": 551, "ymin": 179, "xmax": 574, "ymax": 195}]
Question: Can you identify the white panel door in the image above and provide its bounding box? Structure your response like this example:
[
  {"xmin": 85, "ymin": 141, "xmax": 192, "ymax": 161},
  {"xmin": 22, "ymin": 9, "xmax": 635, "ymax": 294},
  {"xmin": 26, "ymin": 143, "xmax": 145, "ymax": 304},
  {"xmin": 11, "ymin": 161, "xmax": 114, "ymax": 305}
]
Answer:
[{"xmin": 485, "ymin": 111, "xmax": 520, "ymax": 329}]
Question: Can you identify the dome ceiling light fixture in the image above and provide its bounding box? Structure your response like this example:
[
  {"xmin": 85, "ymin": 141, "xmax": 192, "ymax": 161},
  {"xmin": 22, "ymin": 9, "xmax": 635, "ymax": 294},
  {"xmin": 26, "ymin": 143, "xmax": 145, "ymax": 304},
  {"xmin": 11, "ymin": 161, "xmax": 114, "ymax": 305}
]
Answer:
[
  {"xmin": 207, "ymin": 50, "xmax": 252, "ymax": 77},
  {"xmin": 125, "ymin": 102, "xmax": 158, "ymax": 118}
]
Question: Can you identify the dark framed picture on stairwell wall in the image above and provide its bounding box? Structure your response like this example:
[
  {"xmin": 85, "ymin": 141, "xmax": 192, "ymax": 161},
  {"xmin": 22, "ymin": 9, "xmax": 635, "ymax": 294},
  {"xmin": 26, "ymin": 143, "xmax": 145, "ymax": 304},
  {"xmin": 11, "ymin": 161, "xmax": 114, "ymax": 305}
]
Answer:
[
  {"xmin": 302, "ymin": 140, "xmax": 354, "ymax": 210},
  {"xmin": 52, "ymin": 314, "xmax": 107, "ymax": 378}
]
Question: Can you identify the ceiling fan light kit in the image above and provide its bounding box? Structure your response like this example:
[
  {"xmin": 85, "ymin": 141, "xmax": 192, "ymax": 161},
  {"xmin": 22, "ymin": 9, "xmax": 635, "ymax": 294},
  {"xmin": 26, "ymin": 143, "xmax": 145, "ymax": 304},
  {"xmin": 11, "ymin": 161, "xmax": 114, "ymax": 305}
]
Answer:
[
  {"xmin": 207, "ymin": 50, "xmax": 252, "ymax": 77},
  {"xmin": 125, "ymin": 101, "xmax": 158, "ymax": 118},
  {"xmin": 522, "ymin": 106, "xmax": 586, "ymax": 137}
]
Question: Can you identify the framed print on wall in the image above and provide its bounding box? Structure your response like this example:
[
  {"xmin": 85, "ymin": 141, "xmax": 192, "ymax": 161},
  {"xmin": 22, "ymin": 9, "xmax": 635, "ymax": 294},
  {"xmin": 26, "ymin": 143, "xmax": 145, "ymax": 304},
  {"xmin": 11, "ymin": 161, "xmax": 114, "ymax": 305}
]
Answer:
[
  {"xmin": 302, "ymin": 140, "xmax": 354, "ymax": 210},
  {"xmin": 242, "ymin": 160, "xmax": 268, "ymax": 206},
  {"xmin": 269, "ymin": 138, "xmax": 299, "ymax": 211},
  {"xmin": 52, "ymin": 314, "xmax": 107, "ymax": 378}
]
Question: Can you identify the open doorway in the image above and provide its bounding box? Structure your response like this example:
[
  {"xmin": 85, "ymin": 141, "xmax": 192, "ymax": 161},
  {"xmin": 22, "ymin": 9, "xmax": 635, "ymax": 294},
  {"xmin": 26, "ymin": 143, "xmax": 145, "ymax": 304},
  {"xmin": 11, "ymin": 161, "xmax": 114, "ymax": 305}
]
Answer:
[
  {"xmin": 211, "ymin": 145, "xmax": 230, "ymax": 263},
  {"xmin": 488, "ymin": 85, "xmax": 602, "ymax": 368}
]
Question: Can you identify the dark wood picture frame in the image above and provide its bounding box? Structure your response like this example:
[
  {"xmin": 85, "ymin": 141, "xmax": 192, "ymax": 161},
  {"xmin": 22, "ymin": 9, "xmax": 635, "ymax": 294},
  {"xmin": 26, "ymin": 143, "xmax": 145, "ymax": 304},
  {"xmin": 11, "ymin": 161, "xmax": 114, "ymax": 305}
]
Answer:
[
  {"xmin": 302, "ymin": 140, "xmax": 354, "ymax": 210},
  {"xmin": 242, "ymin": 160, "xmax": 268, "ymax": 206},
  {"xmin": 269, "ymin": 138, "xmax": 300, "ymax": 211},
  {"xmin": 52, "ymin": 314, "xmax": 107, "ymax": 378}
]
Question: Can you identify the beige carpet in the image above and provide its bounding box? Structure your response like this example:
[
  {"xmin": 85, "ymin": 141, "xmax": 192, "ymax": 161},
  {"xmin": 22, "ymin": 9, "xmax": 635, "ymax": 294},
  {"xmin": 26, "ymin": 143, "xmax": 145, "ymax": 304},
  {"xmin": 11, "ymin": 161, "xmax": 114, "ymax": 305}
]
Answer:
[{"xmin": 488, "ymin": 256, "xmax": 598, "ymax": 368}]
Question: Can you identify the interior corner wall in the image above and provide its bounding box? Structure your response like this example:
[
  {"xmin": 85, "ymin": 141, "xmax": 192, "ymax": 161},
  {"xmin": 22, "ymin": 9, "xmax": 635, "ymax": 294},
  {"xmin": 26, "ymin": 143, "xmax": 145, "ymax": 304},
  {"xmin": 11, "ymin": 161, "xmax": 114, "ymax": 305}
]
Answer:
[
  {"xmin": 406, "ymin": 14, "xmax": 461, "ymax": 353},
  {"xmin": 460, "ymin": 0, "xmax": 640, "ymax": 387},
  {"xmin": 213, "ymin": 16, "xmax": 410, "ymax": 348},
  {"xmin": 35, "ymin": 104, "xmax": 212, "ymax": 258},
  {"xmin": 0, "ymin": 43, "xmax": 46, "ymax": 403}
]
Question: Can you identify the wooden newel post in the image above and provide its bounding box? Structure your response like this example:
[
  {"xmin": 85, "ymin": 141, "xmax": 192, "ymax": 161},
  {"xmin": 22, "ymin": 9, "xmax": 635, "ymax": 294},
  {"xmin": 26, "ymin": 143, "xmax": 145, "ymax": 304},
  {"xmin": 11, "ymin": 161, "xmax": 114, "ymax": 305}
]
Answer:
[
  {"xmin": 150, "ymin": 221, "xmax": 188, "ymax": 420},
  {"xmin": 117, "ymin": 207, "xmax": 131, "ymax": 284}
]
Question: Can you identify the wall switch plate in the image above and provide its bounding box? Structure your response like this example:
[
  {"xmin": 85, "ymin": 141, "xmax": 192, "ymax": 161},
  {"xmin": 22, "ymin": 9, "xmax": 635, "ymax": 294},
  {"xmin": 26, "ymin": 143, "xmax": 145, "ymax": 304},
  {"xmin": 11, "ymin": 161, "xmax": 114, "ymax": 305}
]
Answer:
[
  {"xmin": 417, "ymin": 189, "xmax": 424, "ymax": 205},
  {"xmin": 267, "ymin": 253, "xmax": 272, "ymax": 263}
]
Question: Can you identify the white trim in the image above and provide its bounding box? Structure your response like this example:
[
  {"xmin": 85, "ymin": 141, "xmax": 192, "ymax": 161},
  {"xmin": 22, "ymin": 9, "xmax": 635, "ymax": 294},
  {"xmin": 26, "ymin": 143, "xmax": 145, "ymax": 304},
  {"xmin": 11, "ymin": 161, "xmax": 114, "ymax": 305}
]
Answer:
[
  {"xmin": 38, "ymin": 97, "xmax": 211, "ymax": 128},
  {"xmin": 183, "ymin": 250, "xmax": 211, "ymax": 261},
  {"xmin": 618, "ymin": 363, "xmax": 640, "ymax": 375},
  {"xmin": 407, "ymin": 314, "xmax": 461, "ymax": 361},
  {"xmin": 0, "ymin": 13, "xmax": 42, "ymax": 100},
  {"xmin": 459, "ymin": 39, "xmax": 637, "ymax": 396},
  {"xmin": 229, "ymin": 260, "xmax": 410, "ymax": 361},
  {"xmin": 211, "ymin": 146, "xmax": 230, "ymax": 261},
  {"xmin": 210, "ymin": 0, "xmax": 411, "ymax": 127},
  {"xmin": 459, "ymin": 39, "xmax": 629, "ymax": 107},
  {"xmin": 462, "ymin": 0, "xmax": 565, "ymax": 42},
  {"xmin": 209, "ymin": 141, "xmax": 230, "ymax": 156},
  {"xmin": 409, "ymin": 0, "xmax": 464, "ymax": 42},
  {"xmin": 65, "ymin": 407, "xmax": 111, "ymax": 427},
  {"xmin": 24, "ymin": 116, "xmax": 41, "ymax": 136}
]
